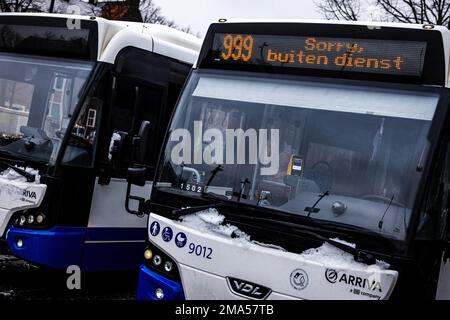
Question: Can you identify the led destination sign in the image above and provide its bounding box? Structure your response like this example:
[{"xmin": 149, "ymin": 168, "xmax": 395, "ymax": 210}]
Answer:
[{"xmin": 212, "ymin": 33, "xmax": 427, "ymax": 76}]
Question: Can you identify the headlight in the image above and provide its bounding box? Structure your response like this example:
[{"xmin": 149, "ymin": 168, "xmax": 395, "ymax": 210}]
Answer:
[
  {"xmin": 164, "ymin": 261, "xmax": 173, "ymax": 272},
  {"xmin": 27, "ymin": 215, "xmax": 34, "ymax": 224},
  {"xmin": 155, "ymin": 288, "xmax": 164, "ymax": 300},
  {"xmin": 19, "ymin": 216, "xmax": 26, "ymax": 226},
  {"xmin": 36, "ymin": 214, "xmax": 45, "ymax": 224},
  {"xmin": 144, "ymin": 249, "xmax": 153, "ymax": 260},
  {"xmin": 144, "ymin": 242, "xmax": 181, "ymax": 281},
  {"xmin": 152, "ymin": 255, "xmax": 162, "ymax": 266}
]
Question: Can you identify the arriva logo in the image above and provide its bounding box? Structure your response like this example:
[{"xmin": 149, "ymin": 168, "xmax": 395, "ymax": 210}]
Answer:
[
  {"xmin": 170, "ymin": 121, "xmax": 280, "ymax": 175},
  {"xmin": 22, "ymin": 190, "xmax": 37, "ymax": 199},
  {"xmin": 325, "ymin": 268, "xmax": 383, "ymax": 292}
]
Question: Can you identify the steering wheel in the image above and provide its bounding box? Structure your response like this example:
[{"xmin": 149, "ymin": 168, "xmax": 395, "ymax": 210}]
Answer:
[
  {"xmin": 68, "ymin": 133, "xmax": 92, "ymax": 148},
  {"xmin": 307, "ymin": 161, "xmax": 333, "ymax": 192},
  {"xmin": 361, "ymin": 194, "xmax": 406, "ymax": 207}
]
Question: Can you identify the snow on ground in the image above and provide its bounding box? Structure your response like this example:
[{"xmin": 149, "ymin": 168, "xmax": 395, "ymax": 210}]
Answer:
[
  {"xmin": 0, "ymin": 254, "xmax": 137, "ymax": 300},
  {"xmin": 179, "ymin": 208, "xmax": 389, "ymax": 269},
  {"xmin": 0, "ymin": 167, "xmax": 41, "ymax": 184}
]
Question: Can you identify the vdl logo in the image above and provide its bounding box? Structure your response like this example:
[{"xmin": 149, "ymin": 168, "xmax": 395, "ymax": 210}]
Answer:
[{"xmin": 227, "ymin": 277, "xmax": 272, "ymax": 300}]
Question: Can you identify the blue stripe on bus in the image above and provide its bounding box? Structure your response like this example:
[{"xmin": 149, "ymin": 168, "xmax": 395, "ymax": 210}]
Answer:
[
  {"xmin": 84, "ymin": 226, "xmax": 146, "ymax": 241},
  {"xmin": 6, "ymin": 226, "xmax": 146, "ymax": 272}
]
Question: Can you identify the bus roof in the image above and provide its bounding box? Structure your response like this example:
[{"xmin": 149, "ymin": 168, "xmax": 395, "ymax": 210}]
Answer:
[
  {"xmin": 212, "ymin": 18, "xmax": 450, "ymax": 31},
  {"xmin": 0, "ymin": 13, "xmax": 202, "ymax": 65},
  {"xmin": 201, "ymin": 18, "xmax": 450, "ymax": 87}
]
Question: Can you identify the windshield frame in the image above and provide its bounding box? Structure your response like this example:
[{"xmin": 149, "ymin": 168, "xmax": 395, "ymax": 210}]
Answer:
[
  {"xmin": 0, "ymin": 52, "xmax": 101, "ymax": 168},
  {"xmin": 152, "ymin": 67, "xmax": 450, "ymax": 255}
]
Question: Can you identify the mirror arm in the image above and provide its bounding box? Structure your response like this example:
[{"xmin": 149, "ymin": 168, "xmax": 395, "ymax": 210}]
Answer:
[
  {"xmin": 98, "ymin": 163, "xmax": 112, "ymax": 185},
  {"xmin": 125, "ymin": 181, "xmax": 147, "ymax": 216}
]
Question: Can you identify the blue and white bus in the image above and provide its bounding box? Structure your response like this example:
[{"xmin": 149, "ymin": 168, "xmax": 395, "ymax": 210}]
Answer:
[
  {"xmin": 0, "ymin": 13, "xmax": 200, "ymax": 272},
  {"xmin": 127, "ymin": 19, "xmax": 450, "ymax": 299}
]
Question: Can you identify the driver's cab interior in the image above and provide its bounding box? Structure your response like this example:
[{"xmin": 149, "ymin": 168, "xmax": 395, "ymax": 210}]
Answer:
[
  {"xmin": 0, "ymin": 56, "xmax": 96, "ymax": 166},
  {"xmin": 175, "ymin": 89, "xmax": 431, "ymax": 238}
]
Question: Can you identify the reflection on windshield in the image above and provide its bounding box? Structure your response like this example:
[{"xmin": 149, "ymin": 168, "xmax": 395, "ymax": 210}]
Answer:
[
  {"xmin": 157, "ymin": 70, "xmax": 440, "ymax": 240},
  {"xmin": 0, "ymin": 53, "xmax": 94, "ymax": 164}
]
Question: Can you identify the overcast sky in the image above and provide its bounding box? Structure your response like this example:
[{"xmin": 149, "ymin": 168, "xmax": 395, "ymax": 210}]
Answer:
[{"xmin": 152, "ymin": 0, "xmax": 321, "ymax": 36}]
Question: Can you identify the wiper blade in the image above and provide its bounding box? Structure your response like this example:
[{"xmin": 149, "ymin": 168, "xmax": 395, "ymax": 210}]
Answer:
[
  {"xmin": 0, "ymin": 161, "xmax": 35, "ymax": 182},
  {"xmin": 229, "ymin": 213, "xmax": 377, "ymax": 264},
  {"xmin": 171, "ymin": 192, "xmax": 227, "ymax": 218},
  {"xmin": 305, "ymin": 190, "xmax": 330, "ymax": 217},
  {"xmin": 204, "ymin": 164, "xmax": 223, "ymax": 192},
  {"xmin": 303, "ymin": 230, "xmax": 376, "ymax": 265},
  {"xmin": 171, "ymin": 202, "xmax": 224, "ymax": 218}
]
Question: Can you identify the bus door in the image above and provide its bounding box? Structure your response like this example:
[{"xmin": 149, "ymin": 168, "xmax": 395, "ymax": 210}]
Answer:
[{"xmin": 82, "ymin": 48, "xmax": 189, "ymax": 271}]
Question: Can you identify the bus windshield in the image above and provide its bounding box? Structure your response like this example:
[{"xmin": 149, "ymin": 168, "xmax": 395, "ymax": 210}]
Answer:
[
  {"xmin": 0, "ymin": 53, "xmax": 94, "ymax": 164},
  {"xmin": 157, "ymin": 70, "xmax": 440, "ymax": 240}
]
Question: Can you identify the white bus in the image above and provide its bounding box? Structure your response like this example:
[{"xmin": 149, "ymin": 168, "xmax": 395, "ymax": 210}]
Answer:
[
  {"xmin": 126, "ymin": 19, "xmax": 450, "ymax": 299},
  {"xmin": 0, "ymin": 13, "xmax": 201, "ymax": 272}
]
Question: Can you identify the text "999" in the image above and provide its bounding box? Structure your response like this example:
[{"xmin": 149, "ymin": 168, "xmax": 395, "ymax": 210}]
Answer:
[{"xmin": 221, "ymin": 34, "xmax": 254, "ymax": 62}]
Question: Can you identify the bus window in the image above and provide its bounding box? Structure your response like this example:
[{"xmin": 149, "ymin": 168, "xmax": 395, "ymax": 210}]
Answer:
[
  {"xmin": 61, "ymin": 96, "xmax": 102, "ymax": 167},
  {"xmin": 108, "ymin": 79, "xmax": 165, "ymax": 178}
]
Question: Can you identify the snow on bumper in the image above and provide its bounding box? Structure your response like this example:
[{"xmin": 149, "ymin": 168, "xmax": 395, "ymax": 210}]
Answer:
[{"xmin": 0, "ymin": 177, "xmax": 47, "ymax": 238}]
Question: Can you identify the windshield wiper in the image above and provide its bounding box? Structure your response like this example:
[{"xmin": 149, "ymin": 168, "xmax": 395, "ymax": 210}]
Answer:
[
  {"xmin": 300, "ymin": 229, "xmax": 376, "ymax": 264},
  {"xmin": 171, "ymin": 202, "xmax": 224, "ymax": 218},
  {"xmin": 228, "ymin": 213, "xmax": 377, "ymax": 264},
  {"xmin": 236, "ymin": 178, "xmax": 251, "ymax": 203},
  {"xmin": 305, "ymin": 190, "xmax": 330, "ymax": 217},
  {"xmin": 204, "ymin": 164, "xmax": 223, "ymax": 192},
  {"xmin": 171, "ymin": 192, "xmax": 227, "ymax": 218},
  {"xmin": 0, "ymin": 161, "xmax": 35, "ymax": 182}
]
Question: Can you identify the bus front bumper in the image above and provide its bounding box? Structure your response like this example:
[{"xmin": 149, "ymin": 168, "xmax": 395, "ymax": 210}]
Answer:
[
  {"xmin": 5, "ymin": 226, "xmax": 146, "ymax": 271},
  {"xmin": 137, "ymin": 264, "xmax": 185, "ymax": 300},
  {"xmin": 5, "ymin": 226, "xmax": 85, "ymax": 269}
]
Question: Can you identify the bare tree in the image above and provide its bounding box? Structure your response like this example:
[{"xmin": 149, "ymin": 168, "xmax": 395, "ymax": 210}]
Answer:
[
  {"xmin": 139, "ymin": 0, "xmax": 197, "ymax": 35},
  {"xmin": 316, "ymin": 0, "xmax": 450, "ymax": 27},
  {"xmin": 0, "ymin": 0, "xmax": 40, "ymax": 12},
  {"xmin": 315, "ymin": 0, "xmax": 361, "ymax": 20},
  {"xmin": 0, "ymin": 0, "xmax": 198, "ymax": 36},
  {"xmin": 376, "ymin": 0, "xmax": 450, "ymax": 26}
]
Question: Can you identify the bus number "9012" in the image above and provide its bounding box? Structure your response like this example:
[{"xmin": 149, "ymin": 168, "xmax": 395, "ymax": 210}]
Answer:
[{"xmin": 188, "ymin": 243, "xmax": 212, "ymax": 259}]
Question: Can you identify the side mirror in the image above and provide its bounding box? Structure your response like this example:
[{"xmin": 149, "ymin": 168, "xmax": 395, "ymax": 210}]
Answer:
[
  {"xmin": 125, "ymin": 166, "xmax": 147, "ymax": 215},
  {"xmin": 124, "ymin": 120, "xmax": 151, "ymax": 215},
  {"xmin": 127, "ymin": 166, "xmax": 146, "ymax": 187},
  {"xmin": 132, "ymin": 121, "xmax": 151, "ymax": 164}
]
